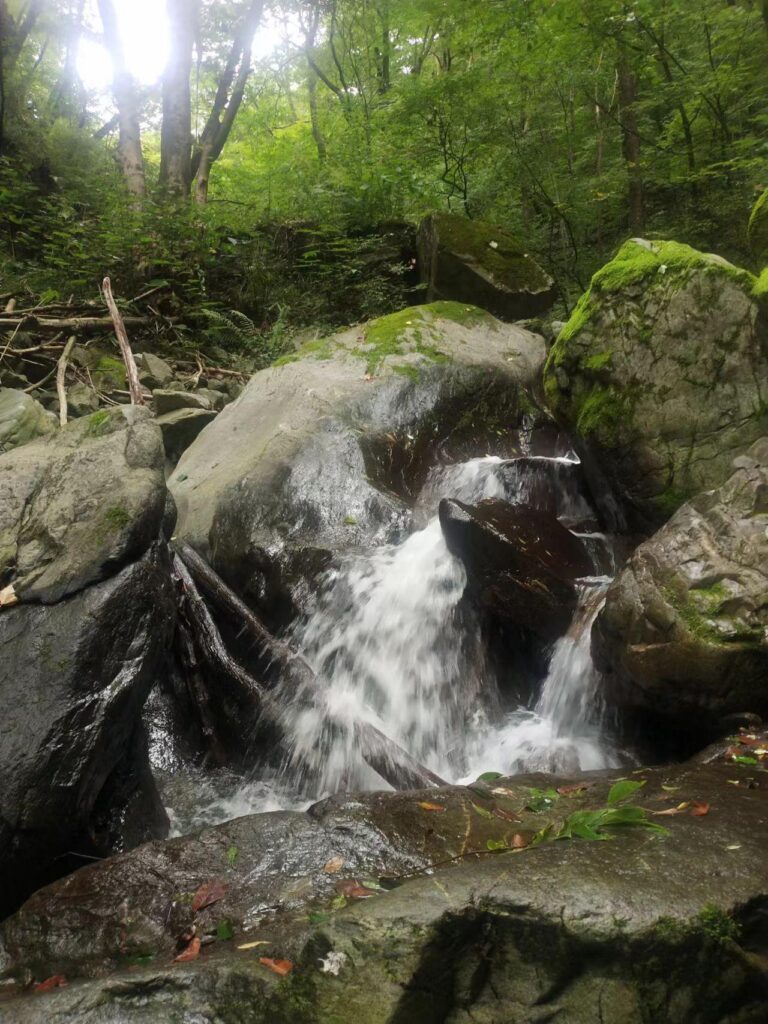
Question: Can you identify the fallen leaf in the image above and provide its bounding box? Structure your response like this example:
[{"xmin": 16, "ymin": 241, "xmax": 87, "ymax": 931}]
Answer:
[
  {"xmin": 492, "ymin": 806, "xmax": 521, "ymax": 823},
  {"xmin": 486, "ymin": 837, "xmax": 507, "ymax": 851},
  {"xmin": 174, "ymin": 937, "xmax": 201, "ymax": 963},
  {"xmin": 491, "ymin": 787, "xmax": 517, "ymax": 799},
  {"xmin": 661, "ymin": 784, "xmax": 680, "ymax": 792},
  {"xmin": 471, "ymin": 802, "xmax": 494, "ymax": 819},
  {"xmin": 237, "ymin": 941, "xmax": 270, "ymax": 950},
  {"xmin": 653, "ymin": 802, "xmax": 690, "ymax": 816},
  {"xmin": 556, "ymin": 784, "xmax": 590, "ymax": 795},
  {"xmin": 690, "ymin": 801, "xmax": 710, "ymax": 817},
  {"xmin": 336, "ymin": 879, "xmax": 378, "ymax": 899},
  {"xmin": 512, "ymin": 833, "xmax": 531, "ymax": 849},
  {"xmin": 0, "ymin": 584, "xmax": 18, "ymax": 610},
  {"xmin": 323, "ymin": 856, "xmax": 345, "ymax": 873},
  {"xmin": 726, "ymin": 844, "xmax": 742, "ymax": 851},
  {"xmin": 259, "ymin": 958, "xmax": 294, "ymax": 976},
  {"xmin": 418, "ymin": 801, "xmax": 446, "ymax": 813},
  {"xmin": 192, "ymin": 880, "xmax": 227, "ymax": 913},
  {"xmin": 34, "ymin": 975, "xmax": 67, "ymax": 992}
]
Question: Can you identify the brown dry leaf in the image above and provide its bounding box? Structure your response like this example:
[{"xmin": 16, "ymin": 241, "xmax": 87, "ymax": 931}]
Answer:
[
  {"xmin": 491, "ymin": 787, "xmax": 517, "ymax": 799},
  {"xmin": 336, "ymin": 879, "xmax": 378, "ymax": 899},
  {"xmin": 418, "ymin": 801, "xmax": 446, "ymax": 813},
  {"xmin": 0, "ymin": 584, "xmax": 18, "ymax": 610},
  {"xmin": 259, "ymin": 957, "xmax": 294, "ymax": 977},
  {"xmin": 690, "ymin": 801, "xmax": 710, "ymax": 817},
  {"xmin": 492, "ymin": 806, "xmax": 521, "ymax": 823},
  {"xmin": 34, "ymin": 975, "xmax": 67, "ymax": 992},
  {"xmin": 323, "ymin": 856, "xmax": 345, "ymax": 873},
  {"xmin": 192, "ymin": 880, "xmax": 227, "ymax": 913},
  {"xmin": 512, "ymin": 833, "xmax": 531, "ymax": 850},
  {"xmin": 556, "ymin": 784, "xmax": 591, "ymax": 795},
  {"xmin": 653, "ymin": 802, "xmax": 690, "ymax": 817},
  {"xmin": 174, "ymin": 937, "xmax": 201, "ymax": 963}
]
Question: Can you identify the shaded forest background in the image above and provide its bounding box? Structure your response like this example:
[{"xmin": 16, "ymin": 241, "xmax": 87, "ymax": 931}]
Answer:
[{"xmin": 1, "ymin": 0, "xmax": 767, "ymax": 361}]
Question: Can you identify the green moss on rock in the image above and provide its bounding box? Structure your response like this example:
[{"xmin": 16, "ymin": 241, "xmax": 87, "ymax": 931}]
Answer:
[
  {"xmin": 753, "ymin": 267, "xmax": 768, "ymax": 302},
  {"xmin": 430, "ymin": 213, "xmax": 551, "ymax": 292}
]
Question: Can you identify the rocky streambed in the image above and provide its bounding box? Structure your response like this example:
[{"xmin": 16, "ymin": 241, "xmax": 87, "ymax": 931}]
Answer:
[{"xmin": 0, "ymin": 226, "xmax": 767, "ymax": 1023}]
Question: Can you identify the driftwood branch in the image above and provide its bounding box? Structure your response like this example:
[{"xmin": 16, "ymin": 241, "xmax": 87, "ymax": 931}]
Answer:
[
  {"xmin": 0, "ymin": 315, "xmax": 155, "ymax": 332},
  {"xmin": 174, "ymin": 540, "xmax": 314, "ymax": 687},
  {"xmin": 56, "ymin": 336, "xmax": 76, "ymax": 428},
  {"xmin": 172, "ymin": 547, "xmax": 446, "ymax": 791},
  {"xmin": 102, "ymin": 277, "xmax": 144, "ymax": 406}
]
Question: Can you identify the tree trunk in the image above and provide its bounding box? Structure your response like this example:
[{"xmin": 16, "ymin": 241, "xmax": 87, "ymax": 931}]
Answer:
[
  {"xmin": 617, "ymin": 56, "xmax": 644, "ymax": 235},
  {"xmin": 97, "ymin": 0, "xmax": 145, "ymax": 198},
  {"xmin": 307, "ymin": 68, "xmax": 327, "ymax": 161},
  {"xmin": 159, "ymin": 0, "xmax": 196, "ymax": 196}
]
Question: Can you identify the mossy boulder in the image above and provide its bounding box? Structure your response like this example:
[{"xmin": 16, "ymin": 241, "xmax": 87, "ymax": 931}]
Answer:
[
  {"xmin": 0, "ymin": 405, "xmax": 167, "ymax": 602},
  {"xmin": 169, "ymin": 303, "xmax": 546, "ymax": 628},
  {"xmin": 2, "ymin": 756, "xmax": 768, "ymax": 1021},
  {"xmin": 417, "ymin": 212, "xmax": 557, "ymax": 320},
  {"xmin": 593, "ymin": 438, "xmax": 768, "ymax": 729},
  {"xmin": 748, "ymin": 187, "xmax": 768, "ymax": 266},
  {"xmin": 544, "ymin": 238, "xmax": 768, "ymax": 527},
  {"xmin": 0, "ymin": 388, "xmax": 56, "ymax": 453}
]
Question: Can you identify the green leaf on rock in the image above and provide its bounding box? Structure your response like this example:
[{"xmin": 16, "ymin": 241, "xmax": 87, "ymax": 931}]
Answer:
[
  {"xmin": 607, "ymin": 780, "xmax": 645, "ymax": 805},
  {"xmin": 226, "ymin": 845, "xmax": 239, "ymax": 867},
  {"xmin": 486, "ymin": 838, "xmax": 507, "ymax": 851},
  {"xmin": 216, "ymin": 920, "xmax": 234, "ymax": 941},
  {"xmin": 477, "ymin": 772, "xmax": 503, "ymax": 783},
  {"xmin": 471, "ymin": 802, "xmax": 494, "ymax": 819}
]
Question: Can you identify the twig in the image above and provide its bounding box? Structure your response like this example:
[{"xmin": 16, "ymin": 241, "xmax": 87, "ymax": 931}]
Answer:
[
  {"xmin": 56, "ymin": 336, "xmax": 76, "ymax": 427},
  {"xmin": 102, "ymin": 277, "xmax": 144, "ymax": 406}
]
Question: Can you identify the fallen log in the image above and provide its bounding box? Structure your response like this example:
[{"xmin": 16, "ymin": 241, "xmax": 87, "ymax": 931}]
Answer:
[
  {"xmin": 173, "ymin": 539, "xmax": 313, "ymax": 686},
  {"xmin": 172, "ymin": 551, "xmax": 446, "ymax": 791},
  {"xmin": 0, "ymin": 315, "xmax": 157, "ymax": 332}
]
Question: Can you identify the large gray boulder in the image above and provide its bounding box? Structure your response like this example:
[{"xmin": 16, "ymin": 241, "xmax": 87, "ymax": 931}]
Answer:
[
  {"xmin": 1, "ymin": 756, "xmax": 767, "ymax": 1022},
  {"xmin": 417, "ymin": 212, "xmax": 557, "ymax": 320},
  {"xmin": 169, "ymin": 302, "xmax": 546, "ymax": 625},
  {"xmin": 0, "ymin": 406, "xmax": 166, "ymax": 603},
  {"xmin": 593, "ymin": 439, "xmax": 768, "ymax": 727},
  {"xmin": 0, "ymin": 388, "xmax": 56, "ymax": 454},
  {"xmin": 543, "ymin": 239, "xmax": 768, "ymax": 528}
]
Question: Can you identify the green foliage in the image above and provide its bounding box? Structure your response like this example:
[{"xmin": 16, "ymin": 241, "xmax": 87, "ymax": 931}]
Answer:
[
  {"xmin": 535, "ymin": 779, "xmax": 667, "ymax": 844},
  {"xmin": 525, "ymin": 788, "xmax": 560, "ymax": 813}
]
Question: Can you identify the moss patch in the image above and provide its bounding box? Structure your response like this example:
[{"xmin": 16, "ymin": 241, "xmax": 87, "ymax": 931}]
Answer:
[
  {"xmin": 748, "ymin": 188, "xmax": 768, "ymax": 264},
  {"xmin": 103, "ymin": 505, "xmax": 131, "ymax": 531},
  {"xmin": 574, "ymin": 384, "xmax": 635, "ymax": 445},
  {"xmin": 753, "ymin": 267, "xmax": 768, "ymax": 302},
  {"xmin": 431, "ymin": 213, "xmax": 552, "ymax": 292},
  {"xmin": 92, "ymin": 355, "xmax": 127, "ymax": 390}
]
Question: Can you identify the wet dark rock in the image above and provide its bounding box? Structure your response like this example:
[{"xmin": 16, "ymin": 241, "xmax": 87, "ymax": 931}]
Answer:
[
  {"xmin": 497, "ymin": 455, "xmax": 597, "ymax": 526},
  {"xmin": 1, "ymin": 759, "xmax": 767, "ymax": 1022},
  {"xmin": 417, "ymin": 212, "xmax": 557, "ymax": 320},
  {"xmin": 0, "ymin": 544, "xmax": 175, "ymax": 916},
  {"xmin": 440, "ymin": 497, "xmax": 593, "ymax": 639},
  {"xmin": 169, "ymin": 303, "xmax": 546, "ymax": 629},
  {"xmin": 0, "ymin": 405, "xmax": 166, "ymax": 602},
  {"xmin": 544, "ymin": 239, "xmax": 768, "ymax": 529},
  {"xmin": 593, "ymin": 438, "xmax": 768, "ymax": 730}
]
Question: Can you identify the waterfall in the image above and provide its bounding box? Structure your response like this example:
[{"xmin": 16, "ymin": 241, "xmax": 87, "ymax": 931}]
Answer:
[{"xmin": 278, "ymin": 456, "xmax": 620, "ymax": 799}]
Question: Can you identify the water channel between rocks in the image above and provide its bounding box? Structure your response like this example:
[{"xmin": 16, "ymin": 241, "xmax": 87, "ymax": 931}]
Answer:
[{"xmin": 160, "ymin": 450, "xmax": 627, "ymax": 837}]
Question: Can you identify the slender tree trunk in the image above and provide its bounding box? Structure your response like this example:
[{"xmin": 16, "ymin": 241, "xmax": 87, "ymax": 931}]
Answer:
[
  {"xmin": 97, "ymin": 0, "xmax": 145, "ymax": 198},
  {"xmin": 160, "ymin": 0, "xmax": 196, "ymax": 196},
  {"xmin": 617, "ymin": 57, "xmax": 644, "ymax": 235},
  {"xmin": 307, "ymin": 68, "xmax": 327, "ymax": 161}
]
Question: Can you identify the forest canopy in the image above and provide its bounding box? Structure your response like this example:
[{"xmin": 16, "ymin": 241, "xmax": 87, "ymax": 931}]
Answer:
[{"xmin": 1, "ymin": 0, "xmax": 767, "ymax": 337}]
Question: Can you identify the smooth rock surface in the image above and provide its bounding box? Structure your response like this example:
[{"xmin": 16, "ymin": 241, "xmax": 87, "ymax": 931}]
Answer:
[
  {"xmin": 593, "ymin": 438, "xmax": 768, "ymax": 726},
  {"xmin": 544, "ymin": 239, "xmax": 768, "ymax": 527},
  {"xmin": 0, "ymin": 544, "xmax": 175, "ymax": 916},
  {"xmin": 169, "ymin": 302, "xmax": 546, "ymax": 625},
  {"xmin": 417, "ymin": 212, "xmax": 556, "ymax": 320},
  {"xmin": 152, "ymin": 389, "xmax": 214, "ymax": 415},
  {"xmin": 0, "ymin": 406, "xmax": 166, "ymax": 602},
  {"xmin": 0, "ymin": 388, "xmax": 56, "ymax": 455},
  {"xmin": 1, "ymin": 757, "xmax": 767, "ymax": 1022},
  {"xmin": 440, "ymin": 497, "xmax": 593, "ymax": 638},
  {"xmin": 137, "ymin": 352, "xmax": 174, "ymax": 389},
  {"xmin": 156, "ymin": 407, "xmax": 218, "ymax": 464}
]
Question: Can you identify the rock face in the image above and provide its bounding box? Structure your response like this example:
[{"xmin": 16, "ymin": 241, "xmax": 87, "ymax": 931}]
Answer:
[
  {"xmin": 417, "ymin": 213, "xmax": 556, "ymax": 320},
  {"xmin": 440, "ymin": 497, "xmax": 593, "ymax": 639},
  {"xmin": 0, "ymin": 388, "xmax": 56, "ymax": 454},
  {"xmin": 1, "ymin": 756, "xmax": 767, "ymax": 1022},
  {"xmin": 0, "ymin": 406, "xmax": 167, "ymax": 602},
  {"xmin": 0, "ymin": 546, "xmax": 175, "ymax": 915},
  {"xmin": 0, "ymin": 408, "xmax": 174, "ymax": 913},
  {"xmin": 748, "ymin": 187, "xmax": 768, "ymax": 266},
  {"xmin": 156, "ymin": 407, "xmax": 218, "ymax": 464},
  {"xmin": 593, "ymin": 439, "xmax": 768, "ymax": 727},
  {"xmin": 544, "ymin": 239, "xmax": 768, "ymax": 528},
  {"xmin": 169, "ymin": 302, "xmax": 546, "ymax": 626}
]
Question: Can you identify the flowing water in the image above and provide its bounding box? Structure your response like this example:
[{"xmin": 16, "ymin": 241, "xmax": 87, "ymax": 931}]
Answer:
[{"xmin": 162, "ymin": 453, "xmax": 623, "ymax": 831}]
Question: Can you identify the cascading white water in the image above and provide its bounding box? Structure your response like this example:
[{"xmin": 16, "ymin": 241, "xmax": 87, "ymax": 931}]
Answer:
[{"xmin": 277, "ymin": 456, "xmax": 620, "ymax": 799}]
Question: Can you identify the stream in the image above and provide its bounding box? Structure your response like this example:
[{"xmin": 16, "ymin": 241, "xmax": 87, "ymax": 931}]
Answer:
[{"xmin": 161, "ymin": 451, "xmax": 625, "ymax": 836}]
